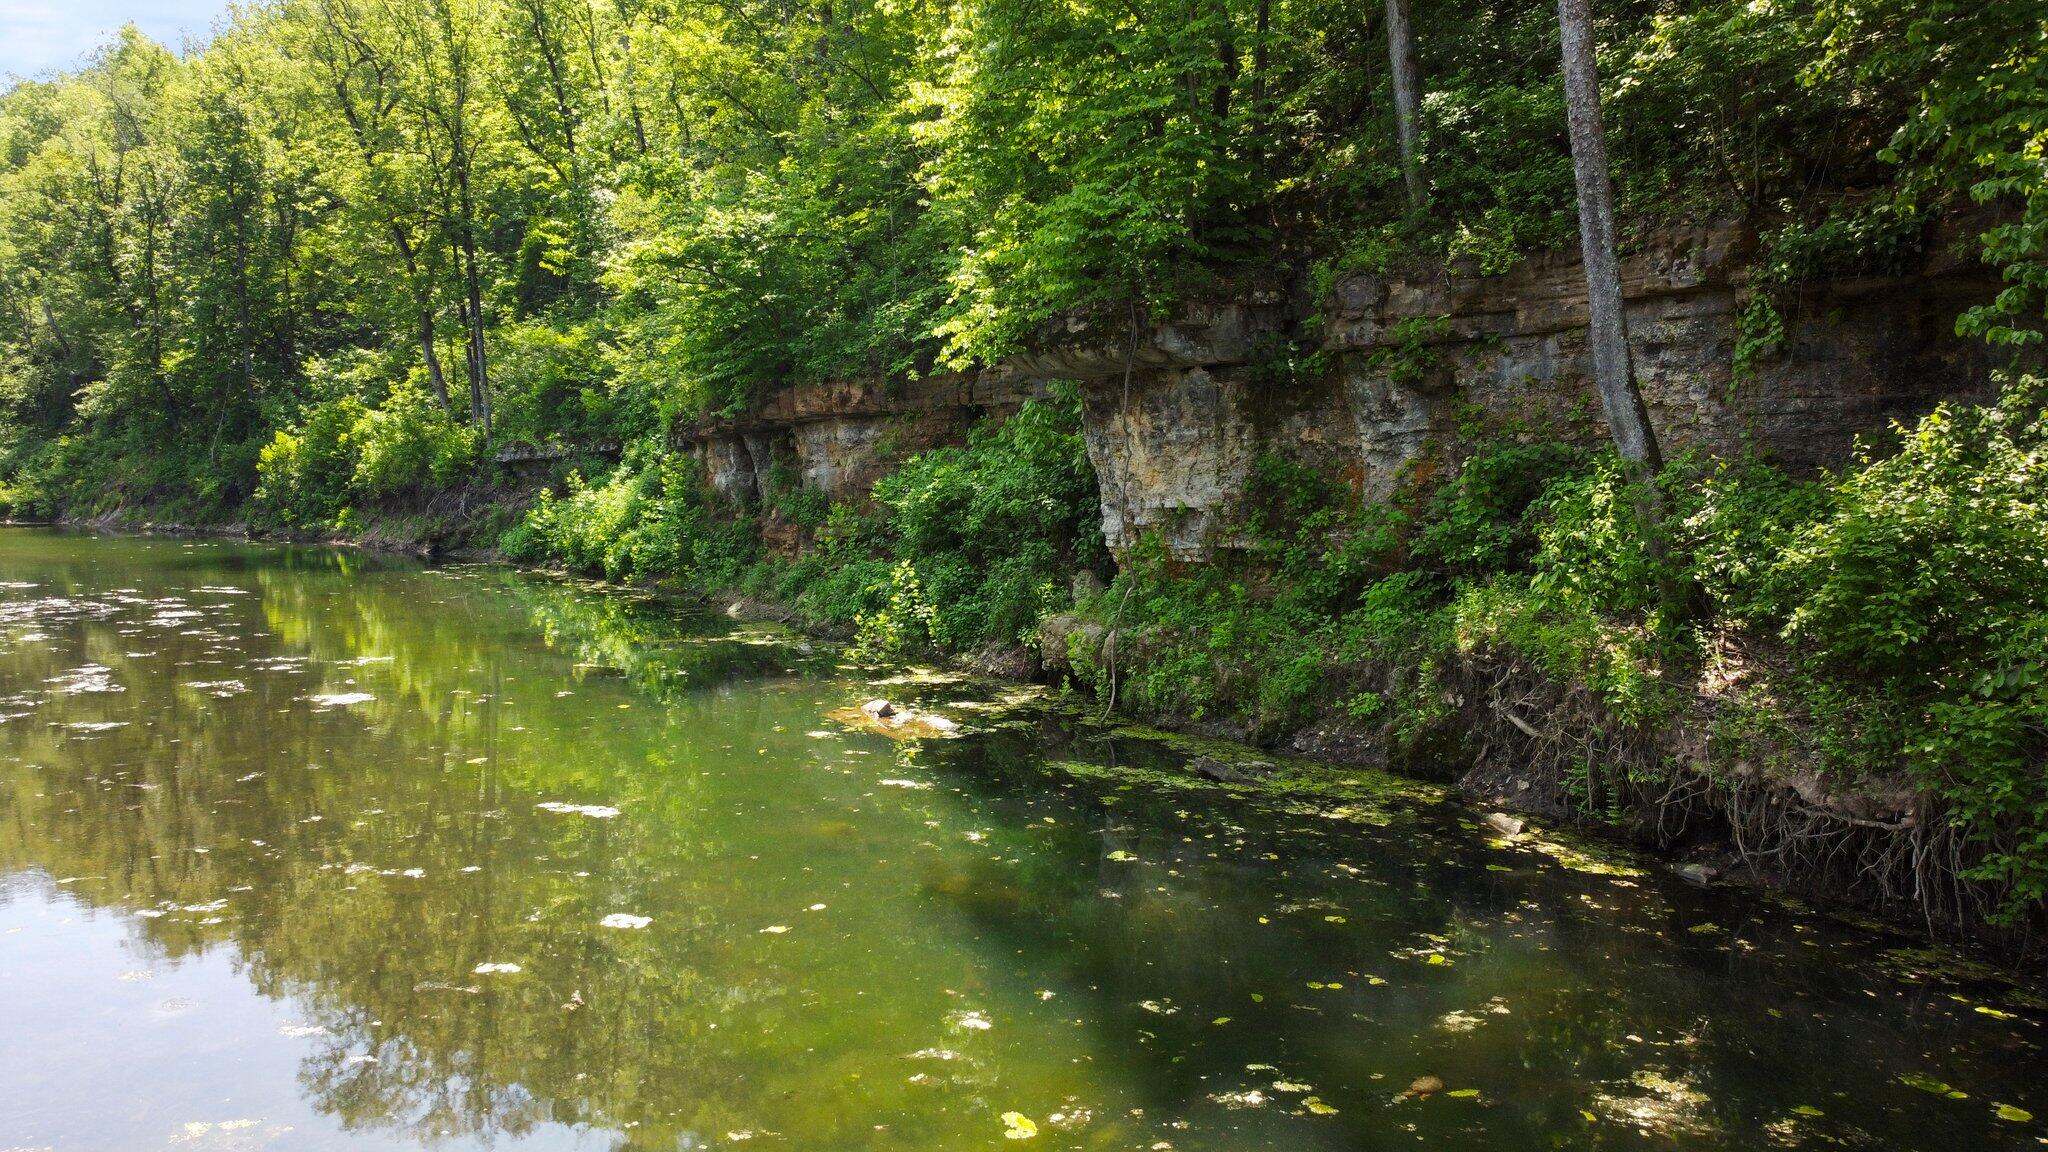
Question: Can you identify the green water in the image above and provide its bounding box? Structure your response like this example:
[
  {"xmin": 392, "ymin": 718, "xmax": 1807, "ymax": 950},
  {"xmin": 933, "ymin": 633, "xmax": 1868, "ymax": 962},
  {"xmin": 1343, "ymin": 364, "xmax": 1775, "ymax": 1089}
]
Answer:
[{"xmin": 0, "ymin": 530, "xmax": 2041, "ymax": 1151}]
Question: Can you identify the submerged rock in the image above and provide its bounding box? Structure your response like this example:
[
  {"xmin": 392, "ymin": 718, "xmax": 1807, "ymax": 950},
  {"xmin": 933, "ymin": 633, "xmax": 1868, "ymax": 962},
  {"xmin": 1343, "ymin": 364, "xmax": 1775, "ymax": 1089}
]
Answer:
[
  {"xmin": 1674, "ymin": 862, "xmax": 1720, "ymax": 887},
  {"xmin": 1190, "ymin": 755, "xmax": 1277, "ymax": 784},
  {"xmin": 830, "ymin": 701, "xmax": 962, "ymax": 741},
  {"xmin": 1401, "ymin": 1076, "xmax": 1445, "ymax": 1099}
]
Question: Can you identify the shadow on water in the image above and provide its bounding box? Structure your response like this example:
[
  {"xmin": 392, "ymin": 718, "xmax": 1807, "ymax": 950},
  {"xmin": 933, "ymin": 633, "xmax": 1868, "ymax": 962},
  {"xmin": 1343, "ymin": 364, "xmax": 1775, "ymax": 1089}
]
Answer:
[{"xmin": 0, "ymin": 528, "xmax": 2042, "ymax": 1151}]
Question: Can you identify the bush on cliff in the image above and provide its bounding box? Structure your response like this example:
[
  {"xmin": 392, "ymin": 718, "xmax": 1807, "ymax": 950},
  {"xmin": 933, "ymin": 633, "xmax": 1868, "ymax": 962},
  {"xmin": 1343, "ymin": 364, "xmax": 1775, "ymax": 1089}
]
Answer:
[
  {"xmin": 503, "ymin": 447, "xmax": 760, "ymax": 588},
  {"xmin": 850, "ymin": 387, "xmax": 1107, "ymax": 654},
  {"xmin": 507, "ymin": 388, "xmax": 1107, "ymax": 657},
  {"xmin": 1773, "ymin": 377, "xmax": 2048, "ymax": 911}
]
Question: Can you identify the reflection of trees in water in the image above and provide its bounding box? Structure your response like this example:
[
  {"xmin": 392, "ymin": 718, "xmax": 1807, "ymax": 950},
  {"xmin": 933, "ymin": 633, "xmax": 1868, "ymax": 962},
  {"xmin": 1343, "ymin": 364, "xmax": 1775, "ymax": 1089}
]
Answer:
[
  {"xmin": 301, "ymin": 1031, "xmax": 552, "ymax": 1144},
  {"xmin": 502, "ymin": 571, "xmax": 818, "ymax": 699},
  {"xmin": 0, "ymin": 545, "xmax": 807, "ymax": 1146},
  {"xmin": 0, "ymin": 537, "xmax": 2020, "ymax": 1152},
  {"xmin": 0, "ymin": 542, "xmax": 1156, "ymax": 1148}
]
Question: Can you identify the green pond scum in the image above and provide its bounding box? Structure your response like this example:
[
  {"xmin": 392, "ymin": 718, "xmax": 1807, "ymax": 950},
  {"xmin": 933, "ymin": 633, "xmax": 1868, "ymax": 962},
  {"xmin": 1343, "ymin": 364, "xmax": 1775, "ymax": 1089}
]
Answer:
[{"xmin": 0, "ymin": 528, "xmax": 2043, "ymax": 1151}]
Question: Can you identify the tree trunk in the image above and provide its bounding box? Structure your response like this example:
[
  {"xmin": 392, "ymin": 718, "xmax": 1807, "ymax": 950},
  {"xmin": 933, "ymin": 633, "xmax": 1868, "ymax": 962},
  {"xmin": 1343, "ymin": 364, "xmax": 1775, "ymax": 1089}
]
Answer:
[
  {"xmin": 418, "ymin": 308, "xmax": 451, "ymax": 411},
  {"xmin": 458, "ymin": 248, "xmax": 490, "ymax": 434},
  {"xmin": 236, "ymin": 226, "xmax": 254, "ymax": 400},
  {"xmin": 1558, "ymin": 0, "xmax": 1686, "ymax": 651},
  {"xmin": 1384, "ymin": 0, "xmax": 1425, "ymax": 210},
  {"xmin": 1558, "ymin": 0, "xmax": 1660, "ymax": 472},
  {"xmin": 1252, "ymin": 0, "xmax": 1270, "ymax": 111},
  {"xmin": 387, "ymin": 225, "xmax": 451, "ymax": 412}
]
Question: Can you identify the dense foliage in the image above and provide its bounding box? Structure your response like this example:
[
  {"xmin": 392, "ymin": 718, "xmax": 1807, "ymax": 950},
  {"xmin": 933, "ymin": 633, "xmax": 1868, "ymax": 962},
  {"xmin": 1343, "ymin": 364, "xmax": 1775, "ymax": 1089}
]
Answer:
[
  {"xmin": 1, "ymin": 0, "xmax": 2037, "ymax": 521},
  {"xmin": 1056, "ymin": 373, "xmax": 2048, "ymax": 920},
  {"xmin": 509, "ymin": 387, "xmax": 1105, "ymax": 653}
]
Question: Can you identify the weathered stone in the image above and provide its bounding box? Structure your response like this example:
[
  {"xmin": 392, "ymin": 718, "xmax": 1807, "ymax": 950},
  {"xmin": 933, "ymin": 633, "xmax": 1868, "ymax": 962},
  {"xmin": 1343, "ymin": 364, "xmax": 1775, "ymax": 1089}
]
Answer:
[
  {"xmin": 1081, "ymin": 366, "xmax": 1261, "ymax": 556},
  {"xmin": 670, "ymin": 220, "xmax": 2000, "ymax": 561},
  {"xmin": 1037, "ymin": 614, "xmax": 1105, "ymax": 676},
  {"xmin": 1674, "ymin": 862, "xmax": 1720, "ymax": 887},
  {"xmin": 698, "ymin": 435, "xmax": 762, "ymax": 503},
  {"xmin": 1402, "ymin": 1076, "xmax": 1445, "ymax": 1098},
  {"xmin": 1188, "ymin": 755, "xmax": 1276, "ymax": 784},
  {"xmin": 829, "ymin": 703, "xmax": 961, "ymax": 741}
]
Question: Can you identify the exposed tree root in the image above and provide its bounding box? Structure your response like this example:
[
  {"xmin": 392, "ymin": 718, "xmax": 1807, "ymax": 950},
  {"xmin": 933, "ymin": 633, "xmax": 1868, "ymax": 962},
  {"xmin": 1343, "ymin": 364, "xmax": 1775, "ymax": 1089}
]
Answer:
[{"xmin": 1444, "ymin": 648, "xmax": 2040, "ymax": 962}]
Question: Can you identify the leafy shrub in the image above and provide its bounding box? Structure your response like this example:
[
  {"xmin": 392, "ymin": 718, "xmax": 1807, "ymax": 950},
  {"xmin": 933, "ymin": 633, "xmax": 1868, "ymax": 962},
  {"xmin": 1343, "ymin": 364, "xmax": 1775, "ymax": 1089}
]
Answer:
[
  {"xmin": 511, "ymin": 447, "xmax": 760, "ymax": 586},
  {"xmin": 490, "ymin": 320, "xmax": 612, "ymax": 448},
  {"xmin": 1769, "ymin": 376, "xmax": 2048, "ymax": 911},
  {"xmin": 1525, "ymin": 455, "xmax": 1674, "ymax": 623},
  {"xmin": 1680, "ymin": 459, "xmax": 1829, "ymax": 621},
  {"xmin": 254, "ymin": 386, "xmax": 478, "ymax": 528},
  {"xmin": 1780, "ymin": 380, "xmax": 2048, "ymax": 678},
  {"xmin": 254, "ymin": 396, "xmax": 368, "ymax": 528},
  {"xmin": 351, "ymin": 386, "xmax": 480, "ymax": 498},
  {"xmin": 1413, "ymin": 441, "xmax": 1588, "ymax": 577},
  {"xmin": 856, "ymin": 386, "xmax": 1106, "ymax": 654}
]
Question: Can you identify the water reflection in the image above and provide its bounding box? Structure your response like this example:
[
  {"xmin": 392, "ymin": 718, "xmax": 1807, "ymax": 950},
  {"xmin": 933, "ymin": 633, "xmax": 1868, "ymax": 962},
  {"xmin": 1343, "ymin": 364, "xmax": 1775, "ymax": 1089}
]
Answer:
[{"xmin": 0, "ymin": 529, "xmax": 2040, "ymax": 1151}]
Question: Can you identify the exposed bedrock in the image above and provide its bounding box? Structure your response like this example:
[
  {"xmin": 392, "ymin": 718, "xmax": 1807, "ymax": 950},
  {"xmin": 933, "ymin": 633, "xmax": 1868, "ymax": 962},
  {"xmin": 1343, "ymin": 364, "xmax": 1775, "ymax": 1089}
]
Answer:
[{"xmin": 675, "ymin": 221, "xmax": 1999, "ymax": 557}]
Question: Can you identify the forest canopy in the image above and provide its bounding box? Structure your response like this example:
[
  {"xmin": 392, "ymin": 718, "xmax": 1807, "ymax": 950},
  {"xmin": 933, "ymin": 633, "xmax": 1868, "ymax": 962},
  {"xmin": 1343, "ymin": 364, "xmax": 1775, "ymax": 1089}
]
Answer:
[{"xmin": 0, "ymin": 0, "xmax": 2040, "ymax": 519}]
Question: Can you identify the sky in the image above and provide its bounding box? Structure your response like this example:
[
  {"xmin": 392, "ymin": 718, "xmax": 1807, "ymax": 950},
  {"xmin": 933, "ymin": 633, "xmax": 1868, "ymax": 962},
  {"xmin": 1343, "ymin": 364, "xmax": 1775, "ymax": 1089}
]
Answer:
[{"xmin": 2, "ymin": 0, "xmax": 228, "ymax": 80}]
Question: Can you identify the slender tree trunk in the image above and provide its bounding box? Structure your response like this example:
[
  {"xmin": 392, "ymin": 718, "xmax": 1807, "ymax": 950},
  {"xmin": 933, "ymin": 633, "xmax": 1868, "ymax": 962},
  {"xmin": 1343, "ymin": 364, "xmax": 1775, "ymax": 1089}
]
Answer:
[
  {"xmin": 418, "ymin": 307, "xmax": 451, "ymax": 410},
  {"xmin": 1213, "ymin": 0, "xmax": 1239, "ymax": 125},
  {"xmin": 387, "ymin": 225, "xmax": 451, "ymax": 411},
  {"xmin": 274, "ymin": 186, "xmax": 298, "ymax": 381},
  {"xmin": 1251, "ymin": 0, "xmax": 1270, "ymax": 125},
  {"xmin": 1558, "ymin": 0, "xmax": 1686, "ymax": 656},
  {"xmin": 236, "ymin": 226, "xmax": 254, "ymax": 399},
  {"xmin": 1384, "ymin": 0, "xmax": 1425, "ymax": 210},
  {"xmin": 617, "ymin": 23, "xmax": 649, "ymax": 155},
  {"xmin": 140, "ymin": 206, "xmax": 177, "ymax": 430},
  {"xmin": 1558, "ymin": 0, "xmax": 1659, "ymax": 472},
  {"xmin": 38, "ymin": 298, "xmax": 84, "ymax": 421},
  {"xmin": 458, "ymin": 243, "xmax": 490, "ymax": 434},
  {"xmin": 38, "ymin": 299, "xmax": 72, "ymax": 362}
]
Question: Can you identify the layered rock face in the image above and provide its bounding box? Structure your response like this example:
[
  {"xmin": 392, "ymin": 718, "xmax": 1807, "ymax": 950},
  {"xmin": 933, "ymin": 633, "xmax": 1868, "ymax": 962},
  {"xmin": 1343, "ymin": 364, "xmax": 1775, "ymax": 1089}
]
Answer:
[
  {"xmin": 673, "ymin": 222, "xmax": 1998, "ymax": 557},
  {"xmin": 676, "ymin": 374, "xmax": 1046, "ymax": 508}
]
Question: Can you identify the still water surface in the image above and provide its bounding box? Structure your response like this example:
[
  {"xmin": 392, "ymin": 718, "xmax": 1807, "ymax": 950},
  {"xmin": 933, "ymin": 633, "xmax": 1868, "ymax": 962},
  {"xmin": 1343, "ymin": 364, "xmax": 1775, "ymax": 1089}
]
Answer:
[{"xmin": 0, "ymin": 530, "xmax": 2042, "ymax": 1151}]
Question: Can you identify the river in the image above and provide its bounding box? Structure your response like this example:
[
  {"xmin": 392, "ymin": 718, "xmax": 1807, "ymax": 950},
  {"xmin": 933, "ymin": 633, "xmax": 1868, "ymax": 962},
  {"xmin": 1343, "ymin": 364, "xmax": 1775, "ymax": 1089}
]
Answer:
[{"xmin": 0, "ymin": 529, "xmax": 2039, "ymax": 1150}]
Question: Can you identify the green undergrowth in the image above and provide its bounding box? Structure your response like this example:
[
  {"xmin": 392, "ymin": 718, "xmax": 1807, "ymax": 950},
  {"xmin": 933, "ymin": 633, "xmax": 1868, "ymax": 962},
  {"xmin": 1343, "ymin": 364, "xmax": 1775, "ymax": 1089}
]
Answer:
[
  {"xmin": 505, "ymin": 385, "xmax": 1108, "ymax": 657},
  {"xmin": 0, "ymin": 422, "xmax": 263, "ymax": 525},
  {"xmin": 1062, "ymin": 441, "xmax": 1689, "ymax": 742},
  {"xmin": 1064, "ymin": 373, "xmax": 2048, "ymax": 923}
]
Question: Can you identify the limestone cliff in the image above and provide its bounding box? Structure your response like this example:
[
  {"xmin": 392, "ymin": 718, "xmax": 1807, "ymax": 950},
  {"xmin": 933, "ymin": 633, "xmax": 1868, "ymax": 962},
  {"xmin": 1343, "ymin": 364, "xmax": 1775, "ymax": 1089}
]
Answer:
[{"xmin": 674, "ymin": 221, "xmax": 1998, "ymax": 553}]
